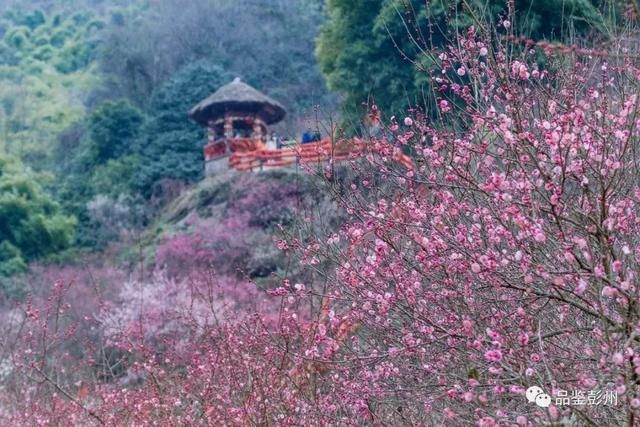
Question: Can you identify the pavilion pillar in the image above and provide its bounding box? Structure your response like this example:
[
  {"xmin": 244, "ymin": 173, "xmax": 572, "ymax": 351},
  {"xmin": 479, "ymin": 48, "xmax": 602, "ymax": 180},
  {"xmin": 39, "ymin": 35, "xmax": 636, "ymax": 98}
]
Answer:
[
  {"xmin": 223, "ymin": 114, "xmax": 233, "ymax": 138},
  {"xmin": 252, "ymin": 119, "xmax": 264, "ymax": 142},
  {"xmin": 207, "ymin": 120, "xmax": 215, "ymax": 145},
  {"xmin": 223, "ymin": 114, "xmax": 233, "ymax": 153}
]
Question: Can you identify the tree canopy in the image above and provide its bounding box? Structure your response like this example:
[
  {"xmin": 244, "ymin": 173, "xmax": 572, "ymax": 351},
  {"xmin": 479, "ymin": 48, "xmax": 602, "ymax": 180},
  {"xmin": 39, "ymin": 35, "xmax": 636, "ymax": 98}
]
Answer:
[
  {"xmin": 89, "ymin": 100, "xmax": 143, "ymax": 164},
  {"xmin": 316, "ymin": 0, "xmax": 607, "ymax": 117},
  {"xmin": 135, "ymin": 60, "xmax": 229, "ymax": 197},
  {"xmin": 0, "ymin": 155, "xmax": 75, "ymax": 276}
]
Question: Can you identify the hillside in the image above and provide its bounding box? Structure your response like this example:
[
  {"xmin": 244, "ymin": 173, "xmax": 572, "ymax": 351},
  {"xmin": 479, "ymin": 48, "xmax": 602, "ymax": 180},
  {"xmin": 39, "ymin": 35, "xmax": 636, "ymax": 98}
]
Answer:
[
  {"xmin": 141, "ymin": 168, "xmax": 344, "ymax": 283},
  {"xmin": 3, "ymin": 166, "xmax": 344, "ymax": 294}
]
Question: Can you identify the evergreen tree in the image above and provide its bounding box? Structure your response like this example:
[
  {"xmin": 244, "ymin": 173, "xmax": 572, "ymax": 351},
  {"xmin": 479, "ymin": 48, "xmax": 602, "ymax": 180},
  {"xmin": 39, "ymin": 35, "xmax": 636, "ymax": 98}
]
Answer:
[{"xmin": 135, "ymin": 60, "xmax": 229, "ymax": 197}]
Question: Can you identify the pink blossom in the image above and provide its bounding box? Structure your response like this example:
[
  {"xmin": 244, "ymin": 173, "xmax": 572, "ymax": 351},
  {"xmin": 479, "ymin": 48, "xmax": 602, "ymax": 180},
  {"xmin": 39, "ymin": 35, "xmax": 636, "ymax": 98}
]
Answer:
[
  {"xmin": 443, "ymin": 407, "xmax": 456, "ymax": 419},
  {"xmin": 318, "ymin": 324, "xmax": 327, "ymax": 337},
  {"xmin": 564, "ymin": 252, "xmax": 575, "ymax": 263},
  {"xmin": 612, "ymin": 260, "xmax": 622, "ymax": 273},
  {"xmin": 533, "ymin": 230, "xmax": 546, "ymax": 242},
  {"xmin": 575, "ymin": 237, "xmax": 588, "ymax": 249},
  {"xmin": 511, "ymin": 61, "xmax": 530, "ymax": 80},
  {"xmin": 575, "ymin": 279, "xmax": 588, "ymax": 294},
  {"xmin": 484, "ymin": 349, "xmax": 503, "ymax": 363},
  {"xmin": 478, "ymin": 416, "xmax": 496, "ymax": 427},
  {"xmin": 612, "ymin": 352, "xmax": 625, "ymax": 365}
]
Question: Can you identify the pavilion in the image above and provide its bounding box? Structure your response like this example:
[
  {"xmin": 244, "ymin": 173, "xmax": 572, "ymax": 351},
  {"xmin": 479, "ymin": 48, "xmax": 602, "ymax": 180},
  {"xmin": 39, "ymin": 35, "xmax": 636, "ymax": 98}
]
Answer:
[
  {"xmin": 190, "ymin": 79, "xmax": 413, "ymax": 173},
  {"xmin": 189, "ymin": 77, "xmax": 286, "ymax": 175}
]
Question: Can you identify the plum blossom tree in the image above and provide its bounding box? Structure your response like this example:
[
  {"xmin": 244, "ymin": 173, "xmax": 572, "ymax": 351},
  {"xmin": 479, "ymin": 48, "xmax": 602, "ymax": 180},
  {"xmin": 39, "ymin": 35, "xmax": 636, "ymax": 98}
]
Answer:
[{"xmin": 289, "ymin": 27, "xmax": 640, "ymax": 425}]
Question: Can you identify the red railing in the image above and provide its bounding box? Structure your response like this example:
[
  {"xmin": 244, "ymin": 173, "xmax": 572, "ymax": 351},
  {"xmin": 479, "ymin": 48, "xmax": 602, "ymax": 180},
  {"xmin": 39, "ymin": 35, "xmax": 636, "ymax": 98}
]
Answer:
[
  {"xmin": 203, "ymin": 138, "xmax": 414, "ymax": 171},
  {"xmin": 203, "ymin": 140, "xmax": 226, "ymax": 160}
]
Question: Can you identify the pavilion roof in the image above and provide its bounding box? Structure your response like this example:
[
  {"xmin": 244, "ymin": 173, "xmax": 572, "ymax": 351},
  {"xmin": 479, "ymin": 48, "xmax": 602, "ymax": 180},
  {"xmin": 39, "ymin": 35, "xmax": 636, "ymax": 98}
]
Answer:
[{"xmin": 189, "ymin": 77, "xmax": 286, "ymax": 126}]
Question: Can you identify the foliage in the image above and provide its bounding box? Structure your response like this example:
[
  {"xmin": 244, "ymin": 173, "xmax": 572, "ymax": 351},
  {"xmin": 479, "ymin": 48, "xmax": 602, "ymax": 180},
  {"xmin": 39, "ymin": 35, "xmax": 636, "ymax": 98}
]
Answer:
[
  {"xmin": 0, "ymin": 7, "xmax": 103, "ymax": 169},
  {"xmin": 55, "ymin": 100, "xmax": 144, "ymax": 247},
  {"xmin": 0, "ymin": 241, "xmax": 26, "ymax": 277},
  {"xmin": 134, "ymin": 60, "xmax": 228, "ymax": 196},
  {"xmin": 4, "ymin": 3, "xmax": 640, "ymax": 426},
  {"xmin": 0, "ymin": 0, "xmax": 335, "ymax": 254},
  {"xmin": 88, "ymin": 100, "xmax": 143, "ymax": 164},
  {"xmin": 317, "ymin": 0, "xmax": 611, "ymax": 117},
  {"xmin": 316, "ymin": 0, "xmax": 416, "ymax": 117},
  {"xmin": 89, "ymin": 154, "xmax": 141, "ymax": 196},
  {"xmin": 0, "ymin": 155, "xmax": 75, "ymax": 276}
]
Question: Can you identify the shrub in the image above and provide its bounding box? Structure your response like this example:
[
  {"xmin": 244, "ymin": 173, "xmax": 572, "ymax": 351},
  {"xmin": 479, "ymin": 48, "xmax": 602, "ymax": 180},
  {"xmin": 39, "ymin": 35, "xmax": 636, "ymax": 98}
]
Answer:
[
  {"xmin": 89, "ymin": 155, "xmax": 141, "ymax": 197},
  {"xmin": 86, "ymin": 193, "xmax": 145, "ymax": 247},
  {"xmin": 5, "ymin": 26, "xmax": 31, "ymax": 50},
  {"xmin": 0, "ymin": 241, "xmax": 26, "ymax": 277},
  {"xmin": 155, "ymin": 214, "xmax": 252, "ymax": 279},
  {"xmin": 88, "ymin": 100, "xmax": 144, "ymax": 164},
  {"xmin": 227, "ymin": 173, "xmax": 301, "ymax": 229}
]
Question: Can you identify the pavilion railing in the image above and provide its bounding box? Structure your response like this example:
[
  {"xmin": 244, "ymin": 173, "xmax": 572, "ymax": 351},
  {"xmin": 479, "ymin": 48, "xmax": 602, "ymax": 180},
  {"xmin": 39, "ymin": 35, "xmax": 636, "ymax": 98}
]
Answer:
[{"xmin": 203, "ymin": 138, "xmax": 414, "ymax": 171}]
